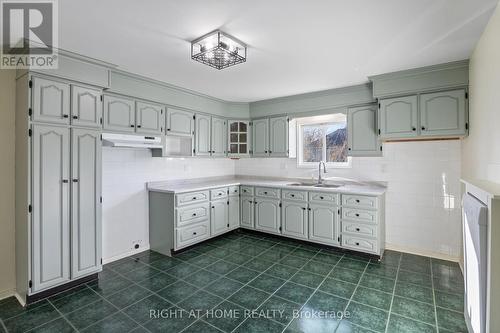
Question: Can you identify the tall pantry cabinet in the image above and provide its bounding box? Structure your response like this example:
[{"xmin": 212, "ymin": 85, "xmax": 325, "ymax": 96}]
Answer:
[{"xmin": 16, "ymin": 74, "xmax": 103, "ymax": 303}]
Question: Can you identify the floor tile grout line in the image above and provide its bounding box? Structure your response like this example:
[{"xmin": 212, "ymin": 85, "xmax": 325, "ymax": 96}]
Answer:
[
  {"xmin": 431, "ymin": 256, "xmax": 440, "ymax": 333},
  {"xmin": 0, "ymin": 318, "xmax": 8, "ymax": 333},
  {"xmin": 383, "ymin": 252, "xmax": 402, "ymax": 333},
  {"xmin": 45, "ymin": 298, "xmax": 80, "ymax": 332}
]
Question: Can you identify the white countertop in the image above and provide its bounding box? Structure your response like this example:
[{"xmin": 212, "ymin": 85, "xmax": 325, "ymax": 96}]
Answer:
[{"xmin": 147, "ymin": 177, "xmax": 387, "ymax": 196}]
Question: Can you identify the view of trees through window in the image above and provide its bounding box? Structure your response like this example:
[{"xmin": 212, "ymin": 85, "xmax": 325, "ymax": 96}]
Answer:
[{"xmin": 302, "ymin": 122, "xmax": 348, "ymax": 163}]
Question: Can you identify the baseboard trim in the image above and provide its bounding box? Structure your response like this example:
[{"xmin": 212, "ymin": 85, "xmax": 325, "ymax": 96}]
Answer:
[
  {"xmin": 103, "ymin": 244, "xmax": 151, "ymax": 265},
  {"xmin": 0, "ymin": 289, "xmax": 15, "ymax": 302},
  {"xmin": 385, "ymin": 243, "xmax": 460, "ymax": 262},
  {"xmin": 14, "ymin": 292, "xmax": 26, "ymax": 307}
]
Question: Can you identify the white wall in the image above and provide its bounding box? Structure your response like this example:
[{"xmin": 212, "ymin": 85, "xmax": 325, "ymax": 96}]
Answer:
[{"xmin": 236, "ymin": 140, "xmax": 462, "ymax": 259}]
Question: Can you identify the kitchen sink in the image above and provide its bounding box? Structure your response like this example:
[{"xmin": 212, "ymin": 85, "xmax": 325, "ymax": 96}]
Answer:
[
  {"xmin": 286, "ymin": 182, "xmax": 343, "ymax": 188},
  {"xmin": 313, "ymin": 184, "xmax": 342, "ymax": 188}
]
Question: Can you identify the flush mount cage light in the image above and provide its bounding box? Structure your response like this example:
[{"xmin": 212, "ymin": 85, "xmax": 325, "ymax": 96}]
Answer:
[{"xmin": 191, "ymin": 30, "xmax": 247, "ymax": 70}]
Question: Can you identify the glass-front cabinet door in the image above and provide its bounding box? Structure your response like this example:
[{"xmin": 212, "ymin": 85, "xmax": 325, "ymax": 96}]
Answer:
[{"xmin": 228, "ymin": 120, "xmax": 250, "ymax": 156}]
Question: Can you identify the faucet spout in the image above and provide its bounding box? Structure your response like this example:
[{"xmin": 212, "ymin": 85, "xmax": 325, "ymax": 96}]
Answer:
[{"xmin": 318, "ymin": 161, "xmax": 327, "ymax": 184}]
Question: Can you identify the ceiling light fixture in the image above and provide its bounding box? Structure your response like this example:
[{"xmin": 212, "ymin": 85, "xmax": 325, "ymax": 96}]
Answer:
[{"xmin": 191, "ymin": 30, "xmax": 247, "ymax": 70}]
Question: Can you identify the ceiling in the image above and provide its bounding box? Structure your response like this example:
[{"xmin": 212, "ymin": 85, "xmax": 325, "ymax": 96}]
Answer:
[{"xmin": 60, "ymin": 0, "xmax": 498, "ymax": 102}]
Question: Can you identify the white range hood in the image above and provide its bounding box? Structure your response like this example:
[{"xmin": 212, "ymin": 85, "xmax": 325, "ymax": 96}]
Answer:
[{"xmin": 102, "ymin": 133, "xmax": 162, "ymax": 149}]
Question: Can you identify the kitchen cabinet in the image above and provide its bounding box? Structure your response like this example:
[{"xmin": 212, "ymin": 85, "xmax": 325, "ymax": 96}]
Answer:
[
  {"xmin": 282, "ymin": 201, "xmax": 308, "ymax": 240},
  {"xmin": 228, "ymin": 120, "xmax": 250, "ymax": 156},
  {"xmin": 269, "ymin": 116, "xmax": 289, "ymax": 157},
  {"xmin": 211, "ymin": 199, "xmax": 229, "ymax": 236},
  {"xmin": 240, "ymin": 196, "xmax": 254, "ymax": 229},
  {"xmin": 32, "ymin": 77, "xmax": 71, "ymax": 125},
  {"xmin": 103, "ymin": 95, "xmax": 135, "ymax": 133},
  {"xmin": 255, "ymin": 198, "xmax": 281, "ymax": 234},
  {"xmin": 228, "ymin": 192, "xmax": 240, "ymax": 230},
  {"xmin": 71, "ymin": 85, "xmax": 102, "ymax": 128},
  {"xmin": 348, "ymin": 105, "xmax": 381, "ymax": 156},
  {"xmin": 308, "ymin": 203, "xmax": 340, "ymax": 246},
  {"xmin": 136, "ymin": 101, "xmax": 164, "ymax": 135},
  {"xmin": 252, "ymin": 119, "xmax": 269, "ymax": 156},
  {"xmin": 166, "ymin": 108, "xmax": 194, "ymax": 137},
  {"xmin": 211, "ymin": 117, "xmax": 227, "ymax": 157},
  {"xmin": 379, "ymin": 95, "xmax": 418, "ymax": 139},
  {"xmin": 195, "ymin": 114, "xmax": 211, "ymax": 156}
]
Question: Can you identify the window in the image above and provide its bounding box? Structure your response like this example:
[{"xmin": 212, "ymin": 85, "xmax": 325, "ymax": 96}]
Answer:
[{"xmin": 296, "ymin": 114, "xmax": 351, "ymax": 168}]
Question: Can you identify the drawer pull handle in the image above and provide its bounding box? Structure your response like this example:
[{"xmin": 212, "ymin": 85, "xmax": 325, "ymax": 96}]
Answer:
[
  {"xmin": 355, "ymin": 228, "xmax": 360, "ymax": 231},
  {"xmin": 192, "ymin": 213, "xmax": 197, "ymax": 217},
  {"xmin": 320, "ymin": 196, "xmax": 324, "ymax": 199},
  {"xmin": 218, "ymin": 193, "xmax": 222, "ymax": 196},
  {"xmin": 234, "ymin": 190, "xmax": 238, "ymax": 193},
  {"xmin": 355, "ymin": 213, "xmax": 360, "ymax": 217},
  {"xmin": 192, "ymin": 197, "xmax": 197, "ymax": 200},
  {"xmin": 291, "ymin": 194, "xmax": 295, "ymax": 197},
  {"xmin": 355, "ymin": 242, "xmax": 360, "ymax": 246},
  {"xmin": 355, "ymin": 199, "xmax": 360, "ymax": 203},
  {"xmin": 264, "ymin": 191, "xmax": 268, "ymax": 194},
  {"xmin": 193, "ymin": 232, "xmax": 197, "ymax": 235}
]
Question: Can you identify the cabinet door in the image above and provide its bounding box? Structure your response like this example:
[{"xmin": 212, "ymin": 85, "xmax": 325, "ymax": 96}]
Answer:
[
  {"xmin": 228, "ymin": 120, "xmax": 250, "ymax": 156},
  {"xmin": 211, "ymin": 117, "xmax": 227, "ymax": 157},
  {"xmin": 167, "ymin": 108, "xmax": 194, "ymax": 137},
  {"xmin": 211, "ymin": 200, "xmax": 229, "ymax": 236},
  {"xmin": 136, "ymin": 102, "xmax": 164, "ymax": 135},
  {"xmin": 32, "ymin": 77, "xmax": 70, "ymax": 125},
  {"xmin": 269, "ymin": 116, "xmax": 288, "ymax": 157},
  {"xmin": 379, "ymin": 96, "xmax": 418, "ymax": 139},
  {"xmin": 240, "ymin": 197, "xmax": 254, "ymax": 228},
  {"xmin": 228, "ymin": 196, "xmax": 240, "ymax": 230},
  {"xmin": 71, "ymin": 128, "xmax": 102, "ymax": 278},
  {"xmin": 282, "ymin": 201, "xmax": 308, "ymax": 240},
  {"xmin": 71, "ymin": 85, "xmax": 102, "ymax": 128},
  {"xmin": 195, "ymin": 114, "xmax": 211, "ymax": 156},
  {"xmin": 252, "ymin": 119, "xmax": 269, "ymax": 156},
  {"xmin": 32, "ymin": 124, "xmax": 71, "ymax": 292},
  {"xmin": 103, "ymin": 95, "xmax": 135, "ymax": 133},
  {"xmin": 348, "ymin": 105, "xmax": 381, "ymax": 156},
  {"xmin": 420, "ymin": 89, "xmax": 467, "ymax": 136},
  {"xmin": 309, "ymin": 204, "xmax": 339, "ymax": 246},
  {"xmin": 255, "ymin": 199, "xmax": 281, "ymax": 234}
]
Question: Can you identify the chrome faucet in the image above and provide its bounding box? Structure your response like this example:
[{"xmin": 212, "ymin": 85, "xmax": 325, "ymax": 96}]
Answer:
[{"xmin": 318, "ymin": 161, "xmax": 327, "ymax": 184}]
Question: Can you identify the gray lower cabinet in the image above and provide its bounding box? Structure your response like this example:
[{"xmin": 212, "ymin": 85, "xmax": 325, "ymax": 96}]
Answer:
[
  {"xmin": 103, "ymin": 95, "xmax": 135, "ymax": 133},
  {"xmin": 166, "ymin": 108, "xmax": 194, "ymax": 136},
  {"xmin": 269, "ymin": 116, "xmax": 289, "ymax": 157},
  {"xmin": 228, "ymin": 195, "xmax": 240, "ymax": 230},
  {"xmin": 240, "ymin": 196, "xmax": 254, "ymax": 228},
  {"xmin": 71, "ymin": 85, "xmax": 102, "ymax": 128},
  {"xmin": 252, "ymin": 118, "xmax": 269, "ymax": 156},
  {"xmin": 419, "ymin": 89, "xmax": 467, "ymax": 136},
  {"xmin": 136, "ymin": 102, "xmax": 164, "ymax": 135},
  {"xmin": 32, "ymin": 77, "xmax": 71, "ymax": 125},
  {"xmin": 255, "ymin": 198, "xmax": 281, "ymax": 234},
  {"xmin": 379, "ymin": 95, "xmax": 418, "ymax": 139},
  {"xmin": 282, "ymin": 201, "xmax": 308, "ymax": 240},
  {"xmin": 211, "ymin": 117, "xmax": 227, "ymax": 157},
  {"xmin": 308, "ymin": 203, "xmax": 340, "ymax": 246},
  {"xmin": 348, "ymin": 105, "xmax": 381, "ymax": 156},
  {"xmin": 195, "ymin": 114, "xmax": 211, "ymax": 156},
  {"xmin": 211, "ymin": 199, "xmax": 229, "ymax": 236}
]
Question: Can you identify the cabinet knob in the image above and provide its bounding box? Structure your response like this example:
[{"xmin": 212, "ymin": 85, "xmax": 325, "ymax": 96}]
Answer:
[
  {"xmin": 192, "ymin": 197, "xmax": 197, "ymax": 200},
  {"xmin": 355, "ymin": 199, "xmax": 360, "ymax": 203},
  {"xmin": 212, "ymin": 206, "xmax": 215, "ymax": 209},
  {"xmin": 137, "ymin": 125, "xmax": 142, "ymax": 128},
  {"xmin": 355, "ymin": 228, "xmax": 360, "ymax": 232},
  {"xmin": 130, "ymin": 124, "xmax": 135, "ymax": 128},
  {"xmin": 218, "ymin": 193, "xmax": 222, "ymax": 196},
  {"xmin": 269, "ymin": 151, "xmax": 272, "ymax": 154},
  {"xmin": 193, "ymin": 232, "xmax": 197, "ymax": 235},
  {"xmin": 412, "ymin": 127, "xmax": 416, "ymax": 131},
  {"xmin": 72, "ymin": 115, "xmax": 78, "ymax": 119},
  {"xmin": 62, "ymin": 114, "xmax": 69, "ymax": 118},
  {"xmin": 62, "ymin": 179, "xmax": 69, "ymax": 183},
  {"xmin": 72, "ymin": 179, "xmax": 79, "ymax": 183},
  {"xmin": 167, "ymin": 128, "xmax": 171, "ymax": 131},
  {"xmin": 348, "ymin": 148, "xmax": 351, "ymax": 151},
  {"xmin": 264, "ymin": 191, "xmax": 268, "ymax": 195},
  {"xmin": 355, "ymin": 242, "xmax": 360, "ymax": 246},
  {"xmin": 265, "ymin": 150, "xmax": 268, "ymax": 153},
  {"xmin": 320, "ymin": 196, "xmax": 324, "ymax": 199},
  {"xmin": 302, "ymin": 207, "xmax": 306, "ymax": 210},
  {"xmin": 291, "ymin": 194, "xmax": 295, "ymax": 197},
  {"xmin": 355, "ymin": 213, "xmax": 360, "ymax": 217},
  {"xmin": 421, "ymin": 126, "xmax": 426, "ymax": 130},
  {"xmin": 192, "ymin": 213, "xmax": 197, "ymax": 217}
]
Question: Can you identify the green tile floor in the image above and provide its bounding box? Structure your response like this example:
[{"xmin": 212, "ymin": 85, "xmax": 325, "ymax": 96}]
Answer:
[{"xmin": 0, "ymin": 230, "xmax": 468, "ymax": 332}]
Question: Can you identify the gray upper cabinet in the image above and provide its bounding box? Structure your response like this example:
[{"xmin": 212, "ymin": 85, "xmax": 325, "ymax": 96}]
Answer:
[
  {"xmin": 71, "ymin": 85, "xmax": 102, "ymax": 128},
  {"xmin": 252, "ymin": 119, "xmax": 269, "ymax": 156},
  {"xmin": 240, "ymin": 196, "xmax": 254, "ymax": 229},
  {"xmin": 166, "ymin": 108, "xmax": 194, "ymax": 137},
  {"xmin": 32, "ymin": 77, "xmax": 70, "ymax": 125},
  {"xmin": 379, "ymin": 95, "xmax": 418, "ymax": 139},
  {"xmin": 211, "ymin": 117, "xmax": 227, "ymax": 157},
  {"xmin": 348, "ymin": 105, "xmax": 381, "ymax": 156},
  {"xmin": 269, "ymin": 116, "xmax": 289, "ymax": 157},
  {"xmin": 211, "ymin": 199, "xmax": 228, "ymax": 236},
  {"xmin": 282, "ymin": 201, "xmax": 308, "ymax": 240},
  {"xmin": 195, "ymin": 114, "xmax": 211, "ymax": 156},
  {"xmin": 419, "ymin": 89, "xmax": 467, "ymax": 136},
  {"xmin": 31, "ymin": 124, "xmax": 71, "ymax": 292},
  {"xmin": 309, "ymin": 203, "xmax": 339, "ymax": 246},
  {"xmin": 103, "ymin": 95, "xmax": 135, "ymax": 133},
  {"xmin": 71, "ymin": 128, "xmax": 102, "ymax": 279},
  {"xmin": 136, "ymin": 101, "xmax": 164, "ymax": 135},
  {"xmin": 255, "ymin": 198, "xmax": 281, "ymax": 234}
]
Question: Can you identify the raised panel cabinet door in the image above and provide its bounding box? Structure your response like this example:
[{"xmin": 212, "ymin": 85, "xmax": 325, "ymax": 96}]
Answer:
[
  {"xmin": 228, "ymin": 196, "xmax": 240, "ymax": 229},
  {"xmin": 166, "ymin": 108, "xmax": 194, "ymax": 136},
  {"xmin": 308, "ymin": 204, "xmax": 339, "ymax": 246},
  {"xmin": 240, "ymin": 197, "xmax": 254, "ymax": 228},
  {"xmin": 282, "ymin": 201, "xmax": 308, "ymax": 240},
  {"xmin": 211, "ymin": 200, "xmax": 229, "ymax": 236},
  {"xmin": 419, "ymin": 89, "xmax": 467, "ymax": 136},
  {"xmin": 136, "ymin": 102, "xmax": 164, "ymax": 135},
  {"xmin": 348, "ymin": 105, "xmax": 381, "ymax": 156},
  {"xmin": 211, "ymin": 117, "xmax": 227, "ymax": 157},
  {"xmin": 255, "ymin": 199, "xmax": 281, "ymax": 234},
  {"xmin": 195, "ymin": 114, "xmax": 211, "ymax": 156},
  {"xmin": 103, "ymin": 95, "xmax": 135, "ymax": 133},
  {"xmin": 32, "ymin": 124, "xmax": 71, "ymax": 292},
  {"xmin": 71, "ymin": 85, "xmax": 102, "ymax": 128},
  {"xmin": 269, "ymin": 116, "xmax": 289, "ymax": 157},
  {"xmin": 32, "ymin": 77, "xmax": 70, "ymax": 125},
  {"xmin": 71, "ymin": 128, "xmax": 102, "ymax": 279},
  {"xmin": 252, "ymin": 118, "xmax": 269, "ymax": 156},
  {"xmin": 379, "ymin": 96, "xmax": 418, "ymax": 138}
]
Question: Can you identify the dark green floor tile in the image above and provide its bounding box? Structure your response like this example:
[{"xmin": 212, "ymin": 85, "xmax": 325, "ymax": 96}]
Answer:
[
  {"xmin": 378, "ymin": 250, "xmax": 401, "ymax": 267},
  {"xmin": 398, "ymin": 269, "xmax": 432, "ymax": 287},
  {"xmin": 204, "ymin": 301, "xmax": 246, "ymax": 332},
  {"xmin": 400, "ymin": 255, "xmax": 431, "ymax": 274},
  {"xmin": 81, "ymin": 312, "xmax": 138, "ymax": 333},
  {"xmin": 258, "ymin": 296, "xmax": 300, "ymax": 325},
  {"xmin": 175, "ymin": 249, "xmax": 203, "ymax": 261},
  {"xmin": 432, "ymin": 263, "xmax": 463, "ymax": 280},
  {"xmin": 435, "ymin": 290, "xmax": 464, "ymax": 312},
  {"xmin": 167, "ymin": 262, "xmax": 200, "ymax": 279},
  {"xmin": 291, "ymin": 248, "xmax": 318, "ymax": 260},
  {"xmin": 134, "ymin": 250, "xmax": 166, "ymax": 264},
  {"xmin": 329, "ymin": 267, "xmax": 363, "ymax": 284},
  {"xmin": 184, "ymin": 269, "xmax": 221, "ymax": 286},
  {"xmin": 311, "ymin": 252, "xmax": 342, "ymax": 265},
  {"xmin": 137, "ymin": 272, "xmax": 177, "ymax": 291},
  {"xmin": 249, "ymin": 274, "xmax": 286, "ymax": 293},
  {"xmin": 386, "ymin": 313, "xmax": 436, "ymax": 333},
  {"xmin": 287, "ymin": 316, "xmax": 341, "ymax": 333},
  {"xmin": 144, "ymin": 308, "xmax": 195, "ymax": 333},
  {"xmin": 206, "ymin": 260, "xmax": 239, "ymax": 275},
  {"xmin": 51, "ymin": 286, "xmax": 102, "ymax": 314},
  {"xmin": 306, "ymin": 291, "xmax": 348, "ymax": 312},
  {"xmin": 0, "ymin": 297, "xmax": 48, "ymax": 321},
  {"xmin": 280, "ymin": 255, "xmax": 307, "ymax": 269},
  {"xmin": 106, "ymin": 284, "xmax": 151, "ymax": 309},
  {"xmin": 260, "ymin": 248, "xmax": 294, "ymax": 261},
  {"xmin": 342, "ymin": 253, "xmax": 371, "ymax": 263},
  {"xmin": 394, "ymin": 280, "xmax": 434, "ymax": 304},
  {"xmin": 48, "ymin": 285, "xmax": 89, "ymax": 302},
  {"xmin": 275, "ymin": 282, "xmax": 314, "ymax": 305},
  {"xmin": 29, "ymin": 317, "xmax": 75, "ymax": 333},
  {"xmin": 391, "ymin": 296, "xmax": 436, "ymax": 325},
  {"xmin": 335, "ymin": 319, "xmax": 375, "ymax": 333},
  {"xmin": 234, "ymin": 317, "xmax": 284, "ymax": 333},
  {"xmin": 108, "ymin": 258, "xmax": 147, "ymax": 274},
  {"xmin": 148, "ymin": 257, "xmax": 182, "ymax": 271},
  {"xmin": 359, "ymin": 274, "xmax": 395, "ymax": 293},
  {"xmin": 157, "ymin": 280, "xmax": 199, "ymax": 303},
  {"xmin": 65, "ymin": 299, "xmax": 117, "ymax": 330},
  {"xmin": 123, "ymin": 294, "xmax": 174, "ymax": 324},
  {"xmin": 238, "ymin": 244, "xmax": 268, "ymax": 256},
  {"xmin": 187, "ymin": 254, "xmax": 220, "ymax": 268},
  {"xmin": 87, "ymin": 274, "xmax": 132, "ymax": 296},
  {"xmin": 266, "ymin": 264, "xmax": 298, "ymax": 280},
  {"xmin": 224, "ymin": 252, "xmax": 253, "ymax": 265},
  {"xmin": 226, "ymin": 267, "xmax": 259, "ymax": 284},
  {"xmin": 436, "ymin": 307, "xmax": 468, "ymax": 332},
  {"xmin": 433, "ymin": 276, "xmax": 464, "ymax": 294},
  {"xmin": 208, "ymin": 247, "xmax": 232, "ymax": 259},
  {"xmin": 121, "ymin": 265, "xmax": 162, "ymax": 281},
  {"xmin": 3, "ymin": 303, "xmax": 60, "ymax": 333},
  {"xmin": 291, "ymin": 270, "xmax": 324, "ymax": 289},
  {"xmin": 319, "ymin": 277, "xmax": 356, "ymax": 299},
  {"xmin": 228, "ymin": 286, "xmax": 269, "ymax": 310},
  {"xmin": 364, "ymin": 262, "xmax": 398, "ymax": 279},
  {"xmin": 179, "ymin": 290, "xmax": 224, "ymax": 313},
  {"xmin": 129, "ymin": 327, "xmax": 150, "ymax": 333},
  {"xmin": 301, "ymin": 260, "xmax": 332, "ymax": 275},
  {"xmin": 336, "ymin": 258, "xmax": 368, "ymax": 272},
  {"xmin": 246, "ymin": 257, "xmax": 274, "ymax": 271},
  {"xmin": 182, "ymin": 320, "xmax": 223, "ymax": 333},
  {"xmin": 204, "ymin": 277, "xmax": 244, "ymax": 298},
  {"xmin": 346, "ymin": 302, "xmax": 388, "ymax": 333},
  {"xmin": 352, "ymin": 286, "xmax": 392, "ymax": 311}
]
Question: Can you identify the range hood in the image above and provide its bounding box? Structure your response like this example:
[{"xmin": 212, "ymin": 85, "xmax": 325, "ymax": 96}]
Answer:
[{"xmin": 102, "ymin": 133, "xmax": 162, "ymax": 149}]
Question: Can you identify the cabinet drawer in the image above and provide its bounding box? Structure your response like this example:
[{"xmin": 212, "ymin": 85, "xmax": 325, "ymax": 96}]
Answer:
[
  {"xmin": 342, "ymin": 221, "xmax": 377, "ymax": 238},
  {"xmin": 255, "ymin": 187, "xmax": 280, "ymax": 199},
  {"xmin": 176, "ymin": 204, "xmax": 210, "ymax": 227},
  {"xmin": 176, "ymin": 191, "xmax": 209, "ymax": 206},
  {"xmin": 309, "ymin": 192, "xmax": 339, "ymax": 205},
  {"xmin": 282, "ymin": 190, "xmax": 307, "ymax": 202},
  {"xmin": 228, "ymin": 186, "xmax": 239, "ymax": 196},
  {"xmin": 176, "ymin": 221, "xmax": 210, "ymax": 249},
  {"xmin": 210, "ymin": 187, "xmax": 228, "ymax": 200},
  {"xmin": 342, "ymin": 236, "xmax": 378, "ymax": 254},
  {"xmin": 342, "ymin": 195, "xmax": 378, "ymax": 209},
  {"xmin": 342, "ymin": 208, "xmax": 377, "ymax": 224},
  {"xmin": 240, "ymin": 186, "xmax": 254, "ymax": 196}
]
